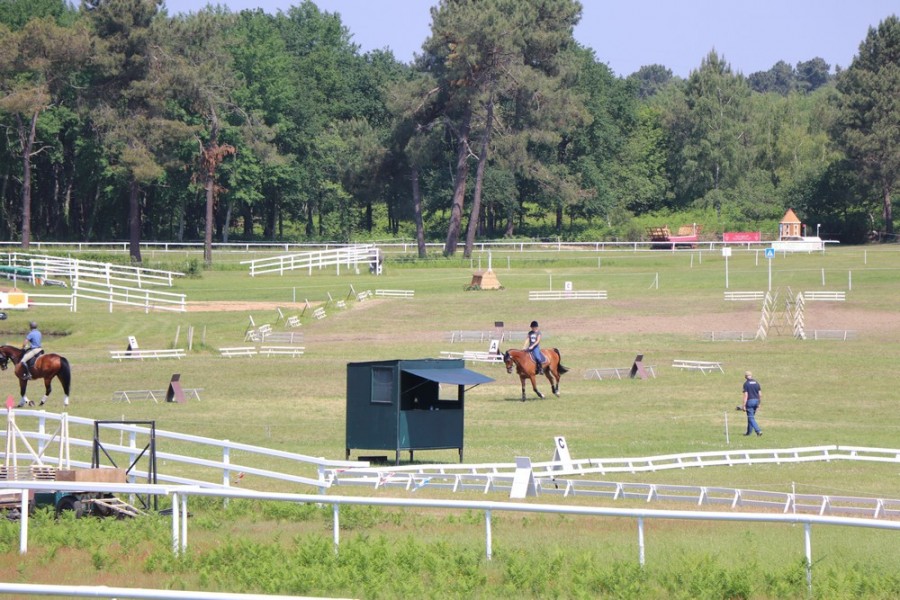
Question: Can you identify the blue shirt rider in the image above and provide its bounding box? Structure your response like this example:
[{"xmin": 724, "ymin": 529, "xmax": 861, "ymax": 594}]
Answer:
[
  {"xmin": 22, "ymin": 321, "xmax": 43, "ymax": 380},
  {"xmin": 524, "ymin": 320, "xmax": 546, "ymax": 375}
]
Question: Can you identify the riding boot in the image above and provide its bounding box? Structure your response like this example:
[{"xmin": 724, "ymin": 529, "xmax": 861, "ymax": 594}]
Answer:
[
  {"xmin": 536, "ymin": 363, "xmax": 543, "ymax": 375},
  {"xmin": 22, "ymin": 367, "xmax": 31, "ymax": 381}
]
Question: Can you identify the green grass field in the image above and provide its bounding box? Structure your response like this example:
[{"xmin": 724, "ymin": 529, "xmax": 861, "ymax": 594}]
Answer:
[{"xmin": 1, "ymin": 244, "xmax": 899, "ymax": 598}]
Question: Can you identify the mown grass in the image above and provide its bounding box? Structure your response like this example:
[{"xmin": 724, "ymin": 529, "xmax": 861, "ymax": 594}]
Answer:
[{"xmin": 0, "ymin": 244, "xmax": 899, "ymax": 598}]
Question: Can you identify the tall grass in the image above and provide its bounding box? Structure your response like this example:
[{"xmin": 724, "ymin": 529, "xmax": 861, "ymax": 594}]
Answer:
[{"xmin": 1, "ymin": 244, "xmax": 898, "ymax": 597}]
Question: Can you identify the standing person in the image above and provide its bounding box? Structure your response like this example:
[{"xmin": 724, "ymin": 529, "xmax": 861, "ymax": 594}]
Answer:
[
  {"xmin": 21, "ymin": 321, "xmax": 43, "ymax": 381},
  {"xmin": 524, "ymin": 320, "xmax": 546, "ymax": 375},
  {"xmin": 742, "ymin": 370, "xmax": 762, "ymax": 436}
]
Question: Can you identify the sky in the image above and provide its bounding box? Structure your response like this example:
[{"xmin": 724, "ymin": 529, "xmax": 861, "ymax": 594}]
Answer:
[{"xmin": 169, "ymin": 0, "xmax": 898, "ymax": 78}]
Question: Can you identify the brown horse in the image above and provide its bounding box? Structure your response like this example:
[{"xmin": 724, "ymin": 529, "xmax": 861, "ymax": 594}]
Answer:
[
  {"xmin": 503, "ymin": 348, "xmax": 569, "ymax": 401},
  {"xmin": 0, "ymin": 345, "xmax": 71, "ymax": 408}
]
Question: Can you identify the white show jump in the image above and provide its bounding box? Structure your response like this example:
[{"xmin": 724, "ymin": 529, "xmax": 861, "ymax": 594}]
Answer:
[
  {"xmin": 529, "ymin": 290, "xmax": 607, "ymax": 301},
  {"xmin": 671, "ymin": 359, "xmax": 724, "ymax": 374}
]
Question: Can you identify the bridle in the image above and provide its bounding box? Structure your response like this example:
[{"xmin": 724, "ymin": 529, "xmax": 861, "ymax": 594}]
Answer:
[{"xmin": 503, "ymin": 351, "xmax": 514, "ymax": 374}]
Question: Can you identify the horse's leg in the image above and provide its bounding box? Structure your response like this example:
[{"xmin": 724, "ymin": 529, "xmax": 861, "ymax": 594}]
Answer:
[
  {"xmin": 519, "ymin": 375, "xmax": 527, "ymax": 401},
  {"xmin": 529, "ymin": 374, "xmax": 544, "ymax": 399},
  {"xmin": 546, "ymin": 367, "xmax": 559, "ymax": 396},
  {"xmin": 39, "ymin": 377, "xmax": 52, "ymax": 406},
  {"xmin": 18, "ymin": 378, "xmax": 30, "ymax": 407},
  {"xmin": 551, "ymin": 358, "xmax": 561, "ymax": 395},
  {"xmin": 60, "ymin": 373, "xmax": 69, "ymax": 406}
]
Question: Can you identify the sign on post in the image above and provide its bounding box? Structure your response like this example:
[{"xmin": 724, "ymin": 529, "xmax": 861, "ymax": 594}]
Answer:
[
  {"xmin": 765, "ymin": 248, "xmax": 775, "ymax": 290},
  {"xmin": 722, "ymin": 247, "xmax": 732, "ymax": 289},
  {"xmin": 552, "ymin": 436, "xmax": 573, "ymax": 471}
]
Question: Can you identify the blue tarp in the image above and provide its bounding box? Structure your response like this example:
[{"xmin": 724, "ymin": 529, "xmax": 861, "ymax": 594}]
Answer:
[{"xmin": 402, "ymin": 368, "xmax": 494, "ymax": 386}]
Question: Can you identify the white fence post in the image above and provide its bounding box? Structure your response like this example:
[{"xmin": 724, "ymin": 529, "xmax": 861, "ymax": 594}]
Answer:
[
  {"xmin": 332, "ymin": 503, "xmax": 340, "ymax": 551},
  {"xmin": 485, "ymin": 509, "xmax": 493, "ymax": 560},
  {"xmin": 171, "ymin": 491, "xmax": 180, "ymax": 555},
  {"xmin": 19, "ymin": 489, "xmax": 28, "ymax": 554},
  {"xmin": 638, "ymin": 517, "xmax": 645, "ymax": 567},
  {"xmin": 805, "ymin": 523, "xmax": 813, "ymax": 594},
  {"xmin": 181, "ymin": 494, "xmax": 188, "ymax": 555}
]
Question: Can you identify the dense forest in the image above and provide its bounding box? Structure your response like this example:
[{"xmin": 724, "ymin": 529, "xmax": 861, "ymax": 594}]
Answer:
[{"xmin": 0, "ymin": 0, "xmax": 897, "ymax": 263}]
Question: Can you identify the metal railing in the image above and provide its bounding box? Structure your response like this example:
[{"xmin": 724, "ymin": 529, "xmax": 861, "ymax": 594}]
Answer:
[{"xmin": 2, "ymin": 478, "xmax": 899, "ymax": 599}]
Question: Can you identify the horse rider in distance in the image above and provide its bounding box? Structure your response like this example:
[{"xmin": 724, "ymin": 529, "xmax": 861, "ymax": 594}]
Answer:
[
  {"xmin": 21, "ymin": 321, "xmax": 43, "ymax": 381},
  {"xmin": 524, "ymin": 320, "xmax": 546, "ymax": 375}
]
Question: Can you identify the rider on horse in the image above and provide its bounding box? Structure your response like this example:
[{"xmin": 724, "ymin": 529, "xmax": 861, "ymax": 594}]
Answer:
[
  {"xmin": 21, "ymin": 321, "xmax": 43, "ymax": 381},
  {"xmin": 524, "ymin": 320, "xmax": 546, "ymax": 375}
]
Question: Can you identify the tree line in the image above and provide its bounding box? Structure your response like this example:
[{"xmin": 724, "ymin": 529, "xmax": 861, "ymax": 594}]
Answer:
[{"xmin": 0, "ymin": 0, "xmax": 897, "ymax": 263}]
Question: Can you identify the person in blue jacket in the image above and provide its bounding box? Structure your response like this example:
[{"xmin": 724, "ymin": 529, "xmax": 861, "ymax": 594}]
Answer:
[
  {"xmin": 742, "ymin": 371, "xmax": 763, "ymax": 436},
  {"xmin": 21, "ymin": 321, "xmax": 43, "ymax": 380}
]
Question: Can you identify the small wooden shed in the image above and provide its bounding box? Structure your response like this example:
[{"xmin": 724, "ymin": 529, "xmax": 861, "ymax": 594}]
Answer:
[
  {"xmin": 345, "ymin": 359, "xmax": 493, "ymax": 464},
  {"xmin": 469, "ymin": 269, "xmax": 501, "ymax": 289},
  {"xmin": 779, "ymin": 209, "xmax": 802, "ymax": 240}
]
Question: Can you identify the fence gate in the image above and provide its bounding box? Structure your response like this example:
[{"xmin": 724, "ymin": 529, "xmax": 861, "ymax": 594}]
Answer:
[{"xmin": 92, "ymin": 420, "xmax": 158, "ymax": 511}]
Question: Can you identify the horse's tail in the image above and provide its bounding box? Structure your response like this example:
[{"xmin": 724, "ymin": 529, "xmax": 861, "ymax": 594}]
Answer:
[
  {"xmin": 552, "ymin": 348, "xmax": 569, "ymax": 374},
  {"xmin": 58, "ymin": 356, "xmax": 72, "ymax": 396}
]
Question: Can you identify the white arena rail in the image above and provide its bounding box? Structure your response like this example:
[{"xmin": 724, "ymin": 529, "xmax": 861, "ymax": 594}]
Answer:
[
  {"xmin": 375, "ymin": 289, "xmax": 414, "ymax": 298},
  {"xmin": 723, "ymin": 291, "xmax": 765, "ymax": 301},
  {"xmin": 24, "ymin": 292, "xmax": 75, "ymax": 310},
  {"xmin": 803, "ymin": 291, "xmax": 846, "ymax": 301},
  {"xmin": 529, "ymin": 290, "xmax": 607, "ymax": 301},
  {"xmin": 242, "ymin": 245, "xmax": 379, "ymax": 277},
  {"xmin": 109, "ymin": 348, "xmax": 186, "ymax": 361},
  {"xmin": 219, "ymin": 347, "xmax": 258, "ymax": 357},
  {"xmin": 73, "ymin": 280, "xmax": 186, "ymax": 313},
  {"xmin": 439, "ymin": 350, "xmax": 504, "ymax": 364},
  {"xmin": 4, "ymin": 253, "xmax": 183, "ymax": 287},
  {"xmin": 259, "ymin": 346, "xmax": 305, "ymax": 357},
  {"xmin": 672, "ymin": 359, "xmax": 724, "ymax": 373}
]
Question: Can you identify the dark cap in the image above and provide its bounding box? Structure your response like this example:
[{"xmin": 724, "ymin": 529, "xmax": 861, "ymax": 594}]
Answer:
[{"xmin": 530, "ymin": 321, "xmax": 539, "ymax": 328}]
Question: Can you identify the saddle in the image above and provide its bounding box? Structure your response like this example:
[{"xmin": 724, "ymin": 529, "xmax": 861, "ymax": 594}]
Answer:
[{"xmin": 25, "ymin": 349, "xmax": 44, "ymax": 371}]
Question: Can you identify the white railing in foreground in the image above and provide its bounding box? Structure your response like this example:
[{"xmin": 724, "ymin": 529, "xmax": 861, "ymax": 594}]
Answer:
[
  {"xmin": 1, "ymin": 410, "xmax": 365, "ymax": 491},
  {"xmin": 0, "ymin": 582, "xmax": 306, "ymax": 600},
  {"xmin": 241, "ymin": 245, "xmax": 379, "ymax": 277},
  {"xmin": 6, "ymin": 413, "xmax": 899, "ymax": 506},
  {"xmin": 1, "ymin": 479, "xmax": 899, "ymax": 598}
]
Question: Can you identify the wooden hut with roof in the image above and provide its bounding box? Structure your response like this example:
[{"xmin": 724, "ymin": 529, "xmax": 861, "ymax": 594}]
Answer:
[{"xmin": 779, "ymin": 209, "xmax": 802, "ymax": 240}]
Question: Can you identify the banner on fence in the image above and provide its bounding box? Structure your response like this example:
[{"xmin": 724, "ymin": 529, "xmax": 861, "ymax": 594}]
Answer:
[{"xmin": 723, "ymin": 232, "xmax": 761, "ymax": 243}]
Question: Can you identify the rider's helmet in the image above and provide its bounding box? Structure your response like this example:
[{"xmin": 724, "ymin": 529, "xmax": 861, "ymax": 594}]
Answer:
[
  {"xmin": 530, "ymin": 320, "xmax": 539, "ymax": 328},
  {"xmin": 29, "ymin": 321, "xmax": 38, "ymax": 329}
]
